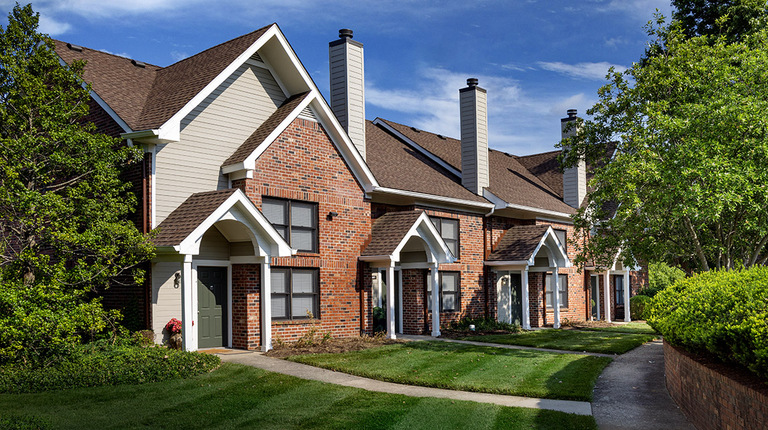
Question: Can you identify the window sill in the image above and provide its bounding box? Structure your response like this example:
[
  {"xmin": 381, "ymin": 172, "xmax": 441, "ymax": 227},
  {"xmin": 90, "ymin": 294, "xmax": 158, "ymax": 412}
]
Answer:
[{"xmin": 273, "ymin": 318, "xmax": 321, "ymax": 325}]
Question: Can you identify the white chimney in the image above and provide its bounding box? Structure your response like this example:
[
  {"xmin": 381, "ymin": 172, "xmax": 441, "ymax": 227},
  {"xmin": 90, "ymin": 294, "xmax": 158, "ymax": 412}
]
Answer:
[
  {"xmin": 460, "ymin": 78, "xmax": 489, "ymax": 195},
  {"xmin": 329, "ymin": 29, "xmax": 366, "ymax": 160},
  {"xmin": 562, "ymin": 109, "xmax": 586, "ymax": 208}
]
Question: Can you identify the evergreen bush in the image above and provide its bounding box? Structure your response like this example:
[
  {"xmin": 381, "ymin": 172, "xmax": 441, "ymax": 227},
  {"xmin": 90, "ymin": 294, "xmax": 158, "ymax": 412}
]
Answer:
[
  {"xmin": 629, "ymin": 295, "xmax": 652, "ymax": 320},
  {"xmin": 647, "ymin": 267, "xmax": 768, "ymax": 380}
]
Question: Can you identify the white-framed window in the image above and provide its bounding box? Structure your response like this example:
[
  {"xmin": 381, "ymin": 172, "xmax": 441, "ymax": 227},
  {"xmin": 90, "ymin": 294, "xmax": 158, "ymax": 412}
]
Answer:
[
  {"xmin": 431, "ymin": 217, "xmax": 460, "ymax": 258},
  {"xmin": 545, "ymin": 273, "xmax": 568, "ymax": 308},
  {"xmin": 427, "ymin": 271, "xmax": 460, "ymax": 312},
  {"xmin": 262, "ymin": 197, "xmax": 318, "ymax": 253},
  {"xmin": 271, "ymin": 268, "xmax": 319, "ymax": 320}
]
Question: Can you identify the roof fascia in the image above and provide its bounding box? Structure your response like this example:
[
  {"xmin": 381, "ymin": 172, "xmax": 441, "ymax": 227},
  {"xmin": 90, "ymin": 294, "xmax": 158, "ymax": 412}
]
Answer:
[
  {"xmin": 483, "ymin": 189, "xmax": 573, "ymax": 221},
  {"xmin": 157, "ymin": 24, "xmax": 282, "ymax": 142},
  {"xmin": 529, "ymin": 226, "xmax": 571, "ymax": 268},
  {"xmin": 370, "ymin": 186, "xmax": 494, "ymax": 211},
  {"xmin": 391, "ymin": 212, "xmax": 455, "ymax": 264},
  {"xmin": 372, "ymin": 118, "xmax": 462, "ymax": 178}
]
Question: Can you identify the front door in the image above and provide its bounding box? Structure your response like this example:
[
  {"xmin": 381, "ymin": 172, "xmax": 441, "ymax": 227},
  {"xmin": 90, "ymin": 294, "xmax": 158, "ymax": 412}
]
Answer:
[
  {"xmin": 198, "ymin": 266, "xmax": 227, "ymax": 348},
  {"xmin": 590, "ymin": 275, "xmax": 599, "ymax": 320},
  {"xmin": 497, "ymin": 272, "xmax": 523, "ymax": 326},
  {"xmin": 614, "ymin": 275, "xmax": 625, "ymax": 320}
]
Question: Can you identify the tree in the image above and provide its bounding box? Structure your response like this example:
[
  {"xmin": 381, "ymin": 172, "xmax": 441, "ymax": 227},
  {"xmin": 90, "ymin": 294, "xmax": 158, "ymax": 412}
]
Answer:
[
  {"xmin": 0, "ymin": 4, "xmax": 154, "ymax": 364},
  {"xmin": 560, "ymin": 20, "xmax": 768, "ymax": 273},
  {"xmin": 672, "ymin": 0, "xmax": 767, "ymax": 42}
]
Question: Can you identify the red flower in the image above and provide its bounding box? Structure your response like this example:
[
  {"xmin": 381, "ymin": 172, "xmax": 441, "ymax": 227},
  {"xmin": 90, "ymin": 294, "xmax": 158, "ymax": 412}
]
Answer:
[{"xmin": 165, "ymin": 318, "xmax": 182, "ymax": 334}]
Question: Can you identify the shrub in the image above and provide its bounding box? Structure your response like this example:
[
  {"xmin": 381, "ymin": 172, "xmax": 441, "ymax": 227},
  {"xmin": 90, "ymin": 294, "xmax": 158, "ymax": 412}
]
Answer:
[
  {"xmin": 0, "ymin": 342, "xmax": 220, "ymax": 394},
  {"xmin": 0, "ymin": 415, "xmax": 51, "ymax": 430},
  {"xmin": 629, "ymin": 295, "xmax": 651, "ymax": 320},
  {"xmin": 372, "ymin": 306, "xmax": 386, "ymax": 333},
  {"xmin": 640, "ymin": 262, "xmax": 686, "ymax": 297},
  {"xmin": 647, "ymin": 267, "xmax": 768, "ymax": 380}
]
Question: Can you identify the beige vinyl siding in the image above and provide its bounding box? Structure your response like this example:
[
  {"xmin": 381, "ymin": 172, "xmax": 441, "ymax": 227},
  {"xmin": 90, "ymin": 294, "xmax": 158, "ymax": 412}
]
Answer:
[
  {"xmin": 155, "ymin": 62, "xmax": 285, "ymax": 223},
  {"xmin": 197, "ymin": 228, "xmax": 230, "ymax": 260},
  {"xmin": 329, "ymin": 40, "xmax": 365, "ymax": 159},
  {"xmin": 152, "ymin": 261, "xmax": 182, "ymax": 343},
  {"xmin": 460, "ymin": 88, "xmax": 489, "ymax": 194}
]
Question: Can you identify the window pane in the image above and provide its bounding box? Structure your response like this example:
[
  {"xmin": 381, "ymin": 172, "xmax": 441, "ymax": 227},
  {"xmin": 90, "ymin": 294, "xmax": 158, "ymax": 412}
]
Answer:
[
  {"xmin": 431, "ymin": 218, "xmax": 441, "ymax": 234},
  {"xmin": 427, "ymin": 282, "xmax": 432, "ymax": 311},
  {"xmin": 555, "ymin": 230, "xmax": 566, "ymax": 248},
  {"xmin": 291, "ymin": 229, "xmax": 314, "ymax": 251},
  {"xmin": 271, "ymin": 295, "xmax": 288, "ymax": 319},
  {"xmin": 442, "ymin": 293, "xmax": 455, "ymax": 311},
  {"xmin": 442, "ymin": 219, "xmax": 458, "ymax": 240},
  {"xmin": 441, "ymin": 272, "xmax": 458, "ymax": 292},
  {"xmin": 271, "ymin": 270, "xmax": 288, "ymax": 294},
  {"xmin": 262, "ymin": 199, "xmax": 286, "ymax": 225},
  {"xmin": 545, "ymin": 275, "xmax": 552, "ymax": 292},
  {"xmin": 292, "ymin": 296, "xmax": 316, "ymax": 317},
  {"xmin": 291, "ymin": 202, "xmax": 315, "ymax": 228},
  {"xmin": 446, "ymin": 239, "xmax": 459, "ymax": 258},
  {"xmin": 293, "ymin": 270, "xmax": 316, "ymax": 294}
]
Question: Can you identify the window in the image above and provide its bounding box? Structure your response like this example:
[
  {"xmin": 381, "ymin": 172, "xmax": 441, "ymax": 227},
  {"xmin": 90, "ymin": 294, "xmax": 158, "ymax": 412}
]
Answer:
[
  {"xmin": 615, "ymin": 275, "xmax": 625, "ymax": 305},
  {"xmin": 427, "ymin": 271, "xmax": 460, "ymax": 312},
  {"xmin": 554, "ymin": 229, "xmax": 567, "ymax": 251},
  {"xmin": 431, "ymin": 217, "xmax": 459, "ymax": 258},
  {"xmin": 271, "ymin": 268, "xmax": 319, "ymax": 319},
  {"xmin": 262, "ymin": 198, "xmax": 318, "ymax": 252},
  {"xmin": 545, "ymin": 274, "xmax": 568, "ymax": 308}
]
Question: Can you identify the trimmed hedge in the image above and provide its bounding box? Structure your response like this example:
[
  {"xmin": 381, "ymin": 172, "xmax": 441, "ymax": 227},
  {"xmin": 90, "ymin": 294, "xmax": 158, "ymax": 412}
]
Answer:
[
  {"xmin": 630, "ymin": 295, "xmax": 651, "ymax": 320},
  {"xmin": 0, "ymin": 343, "xmax": 220, "ymax": 394},
  {"xmin": 647, "ymin": 267, "xmax": 768, "ymax": 380}
]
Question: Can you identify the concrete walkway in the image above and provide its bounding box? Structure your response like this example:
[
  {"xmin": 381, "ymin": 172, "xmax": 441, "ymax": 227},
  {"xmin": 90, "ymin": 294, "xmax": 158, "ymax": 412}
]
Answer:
[
  {"xmin": 398, "ymin": 334, "xmax": 616, "ymax": 358},
  {"xmin": 218, "ymin": 351, "xmax": 592, "ymax": 416},
  {"xmin": 592, "ymin": 339, "xmax": 695, "ymax": 430}
]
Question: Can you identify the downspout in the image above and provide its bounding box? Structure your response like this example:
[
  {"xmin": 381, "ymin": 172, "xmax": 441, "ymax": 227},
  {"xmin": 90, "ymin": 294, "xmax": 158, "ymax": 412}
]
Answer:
[
  {"xmin": 142, "ymin": 152, "xmax": 151, "ymax": 329},
  {"xmin": 358, "ymin": 260, "xmax": 366, "ymax": 335},
  {"xmin": 483, "ymin": 205, "xmax": 495, "ymax": 319}
]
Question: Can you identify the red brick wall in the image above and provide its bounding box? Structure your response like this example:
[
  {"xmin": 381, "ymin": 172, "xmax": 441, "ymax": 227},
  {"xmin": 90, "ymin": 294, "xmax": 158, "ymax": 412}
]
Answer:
[
  {"xmin": 232, "ymin": 118, "xmax": 371, "ymax": 345},
  {"xmin": 528, "ymin": 272, "xmax": 545, "ymax": 327},
  {"xmin": 402, "ymin": 268, "xmax": 426, "ymax": 334},
  {"xmin": 664, "ymin": 343, "xmax": 768, "ymax": 430},
  {"xmin": 232, "ymin": 264, "xmax": 260, "ymax": 349}
]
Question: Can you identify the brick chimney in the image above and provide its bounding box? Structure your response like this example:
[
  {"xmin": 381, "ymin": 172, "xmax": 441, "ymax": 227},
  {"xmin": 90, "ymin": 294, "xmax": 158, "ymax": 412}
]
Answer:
[
  {"xmin": 329, "ymin": 29, "xmax": 366, "ymax": 160},
  {"xmin": 459, "ymin": 78, "xmax": 489, "ymax": 195},
  {"xmin": 562, "ymin": 109, "xmax": 586, "ymax": 208}
]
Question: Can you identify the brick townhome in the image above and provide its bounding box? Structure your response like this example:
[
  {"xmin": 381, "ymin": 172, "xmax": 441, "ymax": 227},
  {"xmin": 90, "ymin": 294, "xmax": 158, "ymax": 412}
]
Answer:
[{"xmin": 54, "ymin": 24, "xmax": 646, "ymax": 351}]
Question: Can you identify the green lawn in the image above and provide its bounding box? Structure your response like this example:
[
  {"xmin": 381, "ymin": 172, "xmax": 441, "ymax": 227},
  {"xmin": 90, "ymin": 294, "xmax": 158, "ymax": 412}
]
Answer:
[
  {"xmin": 289, "ymin": 341, "xmax": 611, "ymax": 401},
  {"xmin": 0, "ymin": 363, "xmax": 597, "ymax": 430},
  {"xmin": 576, "ymin": 322, "xmax": 658, "ymax": 335},
  {"xmin": 460, "ymin": 329, "xmax": 657, "ymax": 354}
]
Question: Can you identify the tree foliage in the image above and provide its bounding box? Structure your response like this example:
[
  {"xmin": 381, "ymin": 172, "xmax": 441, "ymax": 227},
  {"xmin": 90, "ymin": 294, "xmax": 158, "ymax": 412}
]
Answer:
[
  {"xmin": 560, "ymin": 13, "xmax": 768, "ymax": 272},
  {"xmin": 672, "ymin": 0, "xmax": 768, "ymax": 41},
  {"xmin": 0, "ymin": 4, "xmax": 154, "ymax": 364}
]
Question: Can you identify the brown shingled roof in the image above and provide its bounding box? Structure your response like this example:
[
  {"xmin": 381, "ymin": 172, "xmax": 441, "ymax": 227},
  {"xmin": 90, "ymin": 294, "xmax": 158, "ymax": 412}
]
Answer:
[
  {"xmin": 223, "ymin": 92, "xmax": 310, "ymax": 167},
  {"xmin": 362, "ymin": 211, "xmax": 424, "ymax": 256},
  {"xmin": 54, "ymin": 25, "xmax": 272, "ymax": 131},
  {"xmin": 514, "ymin": 150, "xmax": 564, "ymax": 198},
  {"xmin": 366, "ymin": 121, "xmax": 489, "ymax": 204},
  {"xmin": 153, "ymin": 189, "xmax": 238, "ymax": 247},
  {"xmin": 487, "ymin": 225, "xmax": 550, "ymax": 262},
  {"xmin": 372, "ymin": 118, "xmax": 574, "ymax": 214}
]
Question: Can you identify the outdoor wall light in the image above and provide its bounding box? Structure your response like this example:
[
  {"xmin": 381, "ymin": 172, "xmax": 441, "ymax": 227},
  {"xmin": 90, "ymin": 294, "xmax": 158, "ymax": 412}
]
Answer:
[
  {"xmin": 174, "ymin": 272, "xmax": 181, "ymax": 289},
  {"xmin": 327, "ymin": 211, "xmax": 338, "ymax": 220}
]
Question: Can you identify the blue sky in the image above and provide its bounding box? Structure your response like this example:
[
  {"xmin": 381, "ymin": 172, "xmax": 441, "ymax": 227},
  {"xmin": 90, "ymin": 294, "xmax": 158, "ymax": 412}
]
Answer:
[{"xmin": 3, "ymin": 0, "xmax": 672, "ymax": 155}]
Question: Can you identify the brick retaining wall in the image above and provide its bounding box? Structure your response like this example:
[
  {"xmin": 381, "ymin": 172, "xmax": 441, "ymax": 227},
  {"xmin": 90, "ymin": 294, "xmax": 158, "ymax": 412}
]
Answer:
[{"xmin": 664, "ymin": 343, "xmax": 768, "ymax": 430}]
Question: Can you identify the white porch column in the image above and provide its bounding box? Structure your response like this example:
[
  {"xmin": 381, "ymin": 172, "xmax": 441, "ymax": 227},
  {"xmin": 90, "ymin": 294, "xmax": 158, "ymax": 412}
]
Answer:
[
  {"xmin": 181, "ymin": 254, "xmax": 196, "ymax": 351},
  {"xmin": 604, "ymin": 271, "xmax": 612, "ymax": 323},
  {"xmin": 386, "ymin": 263, "xmax": 396, "ymax": 339},
  {"xmin": 521, "ymin": 268, "xmax": 531, "ymax": 330},
  {"xmin": 261, "ymin": 260, "xmax": 272, "ymax": 352},
  {"xmin": 552, "ymin": 266, "xmax": 561, "ymax": 329},
  {"xmin": 397, "ymin": 270, "xmax": 403, "ymax": 335},
  {"xmin": 624, "ymin": 269, "xmax": 631, "ymax": 322},
  {"xmin": 430, "ymin": 264, "xmax": 441, "ymax": 337}
]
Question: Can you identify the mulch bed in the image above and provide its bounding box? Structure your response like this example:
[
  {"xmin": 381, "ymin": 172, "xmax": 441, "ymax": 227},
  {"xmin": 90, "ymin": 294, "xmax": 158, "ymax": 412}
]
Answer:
[{"xmin": 264, "ymin": 336, "xmax": 405, "ymax": 358}]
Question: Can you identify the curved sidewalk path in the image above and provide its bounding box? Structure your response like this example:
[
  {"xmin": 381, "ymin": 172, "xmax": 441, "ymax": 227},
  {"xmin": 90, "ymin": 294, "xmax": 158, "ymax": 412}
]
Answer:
[
  {"xmin": 218, "ymin": 351, "xmax": 592, "ymax": 416},
  {"xmin": 591, "ymin": 339, "xmax": 695, "ymax": 430}
]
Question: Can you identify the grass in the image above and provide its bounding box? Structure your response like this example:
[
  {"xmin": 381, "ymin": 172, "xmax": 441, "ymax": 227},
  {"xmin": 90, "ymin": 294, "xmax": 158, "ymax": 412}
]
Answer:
[
  {"xmin": 0, "ymin": 363, "xmax": 598, "ymax": 430},
  {"xmin": 460, "ymin": 328, "xmax": 657, "ymax": 354},
  {"xmin": 289, "ymin": 341, "xmax": 611, "ymax": 401},
  {"xmin": 575, "ymin": 321, "xmax": 658, "ymax": 335}
]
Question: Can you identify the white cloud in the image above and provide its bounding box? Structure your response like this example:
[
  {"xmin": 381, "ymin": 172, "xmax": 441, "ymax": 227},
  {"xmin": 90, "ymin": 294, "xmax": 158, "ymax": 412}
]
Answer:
[
  {"xmin": 537, "ymin": 61, "xmax": 625, "ymax": 80},
  {"xmin": 37, "ymin": 14, "xmax": 70, "ymax": 35},
  {"xmin": 170, "ymin": 50, "xmax": 188, "ymax": 62},
  {"xmin": 97, "ymin": 48, "xmax": 131, "ymax": 58}
]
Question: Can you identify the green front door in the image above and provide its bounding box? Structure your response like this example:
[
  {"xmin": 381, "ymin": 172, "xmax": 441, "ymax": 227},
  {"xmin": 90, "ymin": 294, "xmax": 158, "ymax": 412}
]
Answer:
[
  {"xmin": 509, "ymin": 273, "xmax": 523, "ymax": 326},
  {"xmin": 198, "ymin": 266, "xmax": 227, "ymax": 348}
]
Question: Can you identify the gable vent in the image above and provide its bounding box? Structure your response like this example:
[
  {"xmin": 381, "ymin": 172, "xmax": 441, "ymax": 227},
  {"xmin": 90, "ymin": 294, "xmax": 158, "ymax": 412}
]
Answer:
[
  {"xmin": 299, "ymin": 105, "xmax": 317, "ymax": 122},
  {"xmin": 250, "ymin": 52, "xmax": 263, "ymax": 63},
  {"xmin": 131, "ymin": 59, "xmax": 146, "ymax": 68},
  {"xmin": 66, "ymin": 43, "xmax": 83, "ymax": 52}
]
